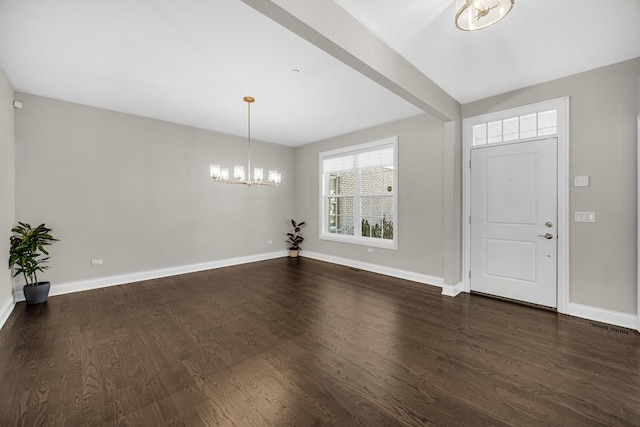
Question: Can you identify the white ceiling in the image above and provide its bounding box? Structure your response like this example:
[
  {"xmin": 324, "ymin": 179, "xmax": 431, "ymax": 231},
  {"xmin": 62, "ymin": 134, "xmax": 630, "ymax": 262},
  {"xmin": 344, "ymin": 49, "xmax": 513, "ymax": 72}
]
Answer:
[
  {"xmin": 335, "ymin": 0, "xmax": 640, "ymax": 104},
  {"xmin": 0, "ymin": 0, "xmax": 638, "ymax": 147}
]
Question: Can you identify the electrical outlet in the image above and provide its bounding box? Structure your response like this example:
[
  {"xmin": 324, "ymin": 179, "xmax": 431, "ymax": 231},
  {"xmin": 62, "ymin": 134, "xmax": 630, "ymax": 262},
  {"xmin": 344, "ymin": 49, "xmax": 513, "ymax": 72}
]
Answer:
[
  {"xmin": 91, "ymin": 259, "xmax": 103, "ymax": 266},
  {"xmin": 367, "ymin": 248, "xmax": 373, "ymax": 253},
  {"xmin": 267, "ymin": 240, "xmax": 273, "ymax": 244}
]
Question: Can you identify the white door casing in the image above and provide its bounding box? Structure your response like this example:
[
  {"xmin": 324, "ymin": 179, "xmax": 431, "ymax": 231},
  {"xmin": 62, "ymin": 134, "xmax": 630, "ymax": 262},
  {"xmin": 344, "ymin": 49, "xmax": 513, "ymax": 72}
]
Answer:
[
  {"xmin": 470, "ymin": 138, "xmax": 557, "ymax": 307},
  {"xmin": 637, "ymin": 114, "xmax": 640, "ymax": 332}
]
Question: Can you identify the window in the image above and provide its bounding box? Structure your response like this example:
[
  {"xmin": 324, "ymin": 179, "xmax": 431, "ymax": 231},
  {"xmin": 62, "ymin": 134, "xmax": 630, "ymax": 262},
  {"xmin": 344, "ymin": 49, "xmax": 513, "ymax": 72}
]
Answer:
[
  {"xmin": 319, "ymin": 137, "xmax": 398, "ymax": 249},
  {"xmin": 472, "ymin": 109, "xmax": 558, "ymax": 146}
]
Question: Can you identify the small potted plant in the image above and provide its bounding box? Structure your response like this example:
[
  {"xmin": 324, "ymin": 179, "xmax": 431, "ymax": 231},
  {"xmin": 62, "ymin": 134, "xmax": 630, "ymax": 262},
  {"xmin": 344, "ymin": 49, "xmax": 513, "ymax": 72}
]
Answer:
[
  {"xmin": 287, "ymin": 219, "xmax": 305, "ymax": 258},
  {"xmin": 8, "ymin": 222, "xmax": 59, "ymax": 304}
]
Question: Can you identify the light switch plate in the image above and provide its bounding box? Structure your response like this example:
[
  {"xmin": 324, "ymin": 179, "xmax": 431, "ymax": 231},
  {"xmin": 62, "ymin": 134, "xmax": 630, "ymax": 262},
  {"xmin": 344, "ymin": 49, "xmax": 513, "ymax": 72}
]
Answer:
[
  {"xmin": 574, "ymin": 211, "xmax": 596, "ymax": 222},
  {"xmin": 574, "ymin": 176, "xmax": 589, "ymax": 187}
]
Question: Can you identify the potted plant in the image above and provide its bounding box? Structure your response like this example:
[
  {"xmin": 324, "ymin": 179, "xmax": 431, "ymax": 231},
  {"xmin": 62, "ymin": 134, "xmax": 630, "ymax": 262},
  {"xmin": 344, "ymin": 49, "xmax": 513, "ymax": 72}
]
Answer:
[
  {"xmin": 8, "ymin": 222, "xmax": 59, "ymax": 304},
  {"xmin": 287, "ymin": 219, "xmax": 305, "ymax": 258}
]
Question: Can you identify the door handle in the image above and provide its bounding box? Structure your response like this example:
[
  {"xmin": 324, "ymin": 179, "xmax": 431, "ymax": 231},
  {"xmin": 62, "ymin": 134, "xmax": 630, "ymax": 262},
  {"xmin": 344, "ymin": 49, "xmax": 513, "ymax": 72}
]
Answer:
[{"xmin": 537, "ymin": 233, "xmax": 553, "ymax": 239}]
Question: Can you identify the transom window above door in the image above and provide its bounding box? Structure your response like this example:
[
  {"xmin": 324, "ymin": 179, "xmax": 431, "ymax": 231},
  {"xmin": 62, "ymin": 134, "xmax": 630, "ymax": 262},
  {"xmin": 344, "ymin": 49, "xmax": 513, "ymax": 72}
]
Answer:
[{"xmin": 472, "ymin": 109, "xmax": 557, "ymax": 146}]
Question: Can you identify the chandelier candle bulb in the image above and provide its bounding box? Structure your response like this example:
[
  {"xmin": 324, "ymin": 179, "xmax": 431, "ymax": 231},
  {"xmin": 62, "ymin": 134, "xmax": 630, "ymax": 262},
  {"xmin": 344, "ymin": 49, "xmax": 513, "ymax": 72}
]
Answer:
[
  {"xmin": 210, "ymin": 164, "xmax": 221, "ymax": 179},
  {"xmin": 234, "ymin": 165, "xmax": 245, "ymax": 181},
  {"xmin": 268, "ymin": 170, "xmax": 281, "ymax": 185},
  {"xmin": 254, "ymin": 168, "xmax": 263, "ymax": 183}
]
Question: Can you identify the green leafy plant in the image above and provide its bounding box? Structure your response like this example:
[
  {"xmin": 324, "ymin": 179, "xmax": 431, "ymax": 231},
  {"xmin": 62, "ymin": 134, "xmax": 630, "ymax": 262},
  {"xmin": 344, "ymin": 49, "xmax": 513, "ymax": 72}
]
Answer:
[
  {"xmin": 8, "ymin": 222, "xmax": 58, "ymax": 287},
  {"xmin": 361, "ymin": 216, "xmax": 394, "ymax": 239},
  {"xmin": 287, "ymin": 219, "xmax": 306, "ymax": 251},
  {"xmin": 362, "ymin": 218, "xmax": 371, "ymax": 237},
  {"xmin": 382, "ymin": 216, "xmax": 393, "ymax": 240}
]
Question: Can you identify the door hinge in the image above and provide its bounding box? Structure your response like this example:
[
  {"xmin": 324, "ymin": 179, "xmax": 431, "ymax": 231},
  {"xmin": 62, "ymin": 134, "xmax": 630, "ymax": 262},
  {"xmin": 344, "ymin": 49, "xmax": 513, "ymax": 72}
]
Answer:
[
  {"xmin": 469, "ymin": 216, "xmax": 471, "ymax": 224},
  {"xmin": 469, "ymin": 270, "xmax": 471, "ymax": 279},
  {"xmin": 469, "ymin": 160, "xmax": 471, "ymax": 169}
]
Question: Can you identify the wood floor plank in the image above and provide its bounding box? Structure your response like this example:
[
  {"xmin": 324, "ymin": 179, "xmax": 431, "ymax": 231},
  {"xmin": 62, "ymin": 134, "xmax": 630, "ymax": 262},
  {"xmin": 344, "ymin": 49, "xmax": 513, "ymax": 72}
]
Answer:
[{"xmin": 0, "ymin": 257, "xmax": 638, "ymax": 425}]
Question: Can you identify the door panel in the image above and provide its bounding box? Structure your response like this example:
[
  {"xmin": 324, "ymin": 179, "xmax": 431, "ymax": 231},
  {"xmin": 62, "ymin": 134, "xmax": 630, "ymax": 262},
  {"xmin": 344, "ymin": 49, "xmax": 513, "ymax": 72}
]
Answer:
[
  {"xmin": 485, "ymin": 238, "xmax": 537, "ymax": 282},
  {"xmin": 470, "ymin": 138, "xmax": 557, "ymax": 307},
  {"xmin": 486, "ymin": 154, "xmax": 536, "ymax": 224}
]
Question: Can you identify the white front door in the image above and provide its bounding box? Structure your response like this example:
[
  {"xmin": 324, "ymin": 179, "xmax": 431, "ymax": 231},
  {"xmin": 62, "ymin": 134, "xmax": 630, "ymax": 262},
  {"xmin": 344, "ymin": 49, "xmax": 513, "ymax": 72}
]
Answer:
[{"xmin": 470, "ymin": 138, "xmax": 557, "ymax": 307}]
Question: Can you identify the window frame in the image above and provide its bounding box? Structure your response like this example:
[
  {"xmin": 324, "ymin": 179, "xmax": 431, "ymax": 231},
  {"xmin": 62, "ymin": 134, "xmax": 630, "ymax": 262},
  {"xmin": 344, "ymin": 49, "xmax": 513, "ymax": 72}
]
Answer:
[{"xmin": 318, "ymin": 136, "xmax": 398, "ymax": 250}]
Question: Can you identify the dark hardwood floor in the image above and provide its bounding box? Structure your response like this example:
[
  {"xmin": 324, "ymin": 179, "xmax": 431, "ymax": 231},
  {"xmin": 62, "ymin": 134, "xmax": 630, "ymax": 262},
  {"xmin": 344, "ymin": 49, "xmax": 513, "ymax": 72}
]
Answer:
[{"xmin": 0, "ymin": 258, "xmax": 638, "ymax": 426}]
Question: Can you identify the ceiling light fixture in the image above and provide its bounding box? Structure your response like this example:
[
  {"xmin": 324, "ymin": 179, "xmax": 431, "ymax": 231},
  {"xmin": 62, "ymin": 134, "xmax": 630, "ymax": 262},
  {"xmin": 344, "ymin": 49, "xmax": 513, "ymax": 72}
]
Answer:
[
  {"xmin": 455, "ymin": 0, "xmax": 514, "ymax": 31},
  {"xmin": 210, "ymin": 96, "xmax": 281, "ymax": 186}
]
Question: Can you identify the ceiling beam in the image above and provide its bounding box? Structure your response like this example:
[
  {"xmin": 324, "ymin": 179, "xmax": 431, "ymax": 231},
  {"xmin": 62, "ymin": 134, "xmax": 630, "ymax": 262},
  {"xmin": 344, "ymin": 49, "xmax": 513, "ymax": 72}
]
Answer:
[{"xmin": 241, "ymin": 0, "xmax": 460, "ymax": 122}]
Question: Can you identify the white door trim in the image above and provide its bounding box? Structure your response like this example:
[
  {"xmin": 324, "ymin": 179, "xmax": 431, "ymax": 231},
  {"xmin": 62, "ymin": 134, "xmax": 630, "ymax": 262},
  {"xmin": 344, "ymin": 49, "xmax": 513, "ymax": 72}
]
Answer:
[
  {"xmin": 462, "ymin": 97, "xmax": 570, "ymax": 314},
  {"xmin": 637, "ymin": 114, "xmax": 640, "ymax": 332}
]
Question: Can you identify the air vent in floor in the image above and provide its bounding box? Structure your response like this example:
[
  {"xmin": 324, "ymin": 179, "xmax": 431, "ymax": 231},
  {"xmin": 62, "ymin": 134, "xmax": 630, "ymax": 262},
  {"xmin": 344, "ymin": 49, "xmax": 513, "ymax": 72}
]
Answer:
[{"xmin": 590, "ymin": 322, "xmax": 630, "ymax": 335}]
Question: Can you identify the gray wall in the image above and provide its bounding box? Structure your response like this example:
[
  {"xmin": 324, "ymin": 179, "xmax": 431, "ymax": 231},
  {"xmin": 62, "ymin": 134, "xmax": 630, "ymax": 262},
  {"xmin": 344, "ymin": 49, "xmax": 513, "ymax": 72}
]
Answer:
[
  {"xmin": 463, "ymin": 58, "xmax": 640, "ymax": 315},
  {"xmin": 14, "ymin": 93, "xmax": 295, "ymax": 286},
  {"xmin": 0, "ymin": 69, "xmax": 15, "ymax": 309},
  {"xmin": 295, "ymin": 114, "xmax": 446, "ymax": 279}
]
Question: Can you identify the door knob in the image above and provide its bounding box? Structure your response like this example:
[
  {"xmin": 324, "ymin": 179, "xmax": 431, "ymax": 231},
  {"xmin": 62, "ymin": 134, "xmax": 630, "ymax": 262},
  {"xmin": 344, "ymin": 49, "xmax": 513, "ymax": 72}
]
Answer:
[{"xmin": 537, "ymin": 233, "xmax": 553, "ymax": 239}]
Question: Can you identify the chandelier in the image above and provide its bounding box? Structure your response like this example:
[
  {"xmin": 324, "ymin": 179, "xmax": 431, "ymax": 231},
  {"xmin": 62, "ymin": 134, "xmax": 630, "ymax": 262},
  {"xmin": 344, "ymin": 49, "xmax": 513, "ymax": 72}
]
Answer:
[
  {"xmin": 210, "ymin": 96, "xmax": 281, "ymax": 186},
  {"xmin": 455, "ymin": 0, "xmax": 514, "ymax": 31}
]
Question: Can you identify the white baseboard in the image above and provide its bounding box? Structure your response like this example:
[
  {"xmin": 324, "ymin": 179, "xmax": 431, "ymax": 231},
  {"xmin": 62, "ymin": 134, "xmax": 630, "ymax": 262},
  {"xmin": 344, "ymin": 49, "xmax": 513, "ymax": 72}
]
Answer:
[
  {"xmin": 0, "ymin": 295, "xmax": 15, "ymax": 331},
  {"xmin": 302, "ymin": 250, "xmax": 444, "ymax": 289},
  {"xmin": 568, "ymin": 302, "xmax": 638, "ymax": 331},
  {"xmin": 14, "ymin": 251, "xmax": 288, "ymax": 302},
  {"xmin": 442, "ymin": 281, "xmax": 464, "ymax": 297}
]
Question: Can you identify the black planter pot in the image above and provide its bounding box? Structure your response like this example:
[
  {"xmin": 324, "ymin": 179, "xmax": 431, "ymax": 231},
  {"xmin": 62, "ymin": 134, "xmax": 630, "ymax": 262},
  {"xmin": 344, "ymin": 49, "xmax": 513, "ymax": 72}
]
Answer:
[{"xmin": 23, "ymin": 281, "xmax": 50, "ymax": 304}]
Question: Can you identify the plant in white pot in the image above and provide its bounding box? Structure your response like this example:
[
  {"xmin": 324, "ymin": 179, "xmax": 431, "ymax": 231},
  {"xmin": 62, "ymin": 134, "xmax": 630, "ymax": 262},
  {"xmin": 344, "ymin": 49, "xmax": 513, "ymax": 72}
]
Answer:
[
  {"xmin": 9, "ymin": 222, "xmax": 59, "ymax": 304},
  {"xmin": 287, "ymin": 219, "xmax": 305, "ymax": 258}
]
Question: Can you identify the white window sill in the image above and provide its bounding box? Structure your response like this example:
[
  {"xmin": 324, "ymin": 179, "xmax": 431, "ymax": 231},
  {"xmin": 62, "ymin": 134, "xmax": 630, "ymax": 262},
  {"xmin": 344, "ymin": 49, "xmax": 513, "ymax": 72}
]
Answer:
[{"xmin": 319, "ymin": 233, "xmax": 397, "ymax": 250}]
